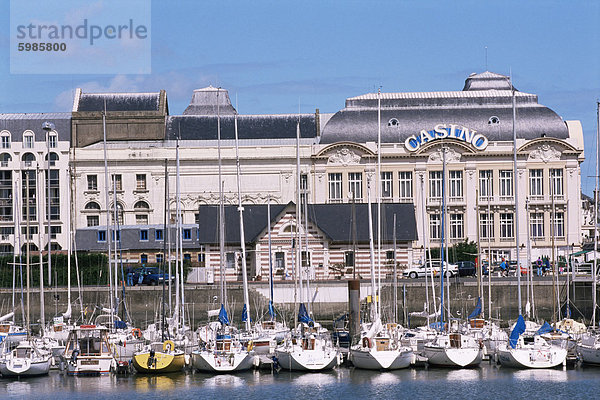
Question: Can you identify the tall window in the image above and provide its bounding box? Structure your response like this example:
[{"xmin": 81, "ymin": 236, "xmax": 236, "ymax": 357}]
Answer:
[
  {"xmin": 381, "ymin": 171, "xmax": 393, "ymax": 199},
  {"xmin": 448, "ymin": 171, "xmax": 463, "ymax": 200},
  {"xmin": 399, "ymin": 171, "xmax": 413, "ymax": 200},
  {"xmin": 87, "ymin": 175, "xmax": 98, "ymax": 191},
  {"xmin": 429, "ymin": 171, "xmax": 442, "ymax": 200},
  {"xmin": 155, "ymin": 229, "xmax": 163, "ymax": 241},
  {"xmin": 552, "ymin": 212, "xmax": 565, "ymax": 237},
  {"xmin": 140, "ymin": 254, "xmax": 148, "ymax": 264},
  {"xmin": 500, "ymin": 213, "xmax": 514, "ymax": 239},
  {"xmin": 111, "ymin": 174, "xmax": 122, "ymax": 191},
  {"xmin": 479, "ymin": 170, "xmax": 493, "ymax": 199},
  {"xmin": 140, "ymin": 229, "xmax": 149, "ymax": 241},
  {"xmin": 183, "ymin": 228, "xmax": 191, "ymax": 240},
  {"xmin": 429, "ymin": 214, "xmax": 441, "ymax": 240},
  {"xmin": 449, "ymin": 214, "xmax": 464, "ymax": 239},
  {"xmin": 529, "ymin": 169, "xmax": 543, "ymax": 198},
  {"xmin": 97, "ymin": 230, "xmax": 106, "ymax": 242},
  {"xmin": 46, "ymin": 169, "xmax": 60, "ymax": 220},
  {"xmin": 1, "ymin": 132, "xmax": 10, "ymax": 149},
  {"xmin": 530, "ymin": 212, "xmax": 544, "ymax": 239},
  {"xmin": 275, "ymin": 252, "xmax": 285, "ymax": 270},
  {"xmin": 300, "ymin": 173, "xmax": 308, "ymax": 207},
  {"xmin": 156, "ymin": 254, "xmax": 164, "ymax": 264},
  {"xmin": 136, "ymin": 214, "xmax": 148, "ymax": 225},
  {"xmin": 111, "ymin": 203, "xmax": 124, "ymax": 225},
  {"xmin": 21, "ymin": 170, "xmax": 36, "ymax": 221},
  {"xmin": 345, "ymin": 250, "xmax": 355, "ymax": 267},
  {"xmin": 550, "ymin": 169, "xmax": 563, "ymax": 197},
  {"xmin": 226, "ymin": 252, "xmax": 236, "ymax": 269},
  {"xmin": 136, "ymin": 174, "xmax": 147, "ymax": 190},
  {"xmin": 23, "ymin": 132, "xmax": 34, "ymax": 149},
  {"xmin": 348, "ymin": 172, "xmax": 363, "ymax": 201},
  {"xmin": 479, "ymin": 212, "xmax": 494, "ymax": 239},
  {"xmin": 499, "ymin": 170, "xmax": 513, "ymax": 199},
  {"xmin": 87, "ymin": 215, "xmax": 99, "ymax": 227},
  {"xmin": 328, "ymin": 173, "xmax": 342, "ymax": 203},
  {"xmin": 48, "ymin": 133, "xmax": 57, "ymax": 149}
]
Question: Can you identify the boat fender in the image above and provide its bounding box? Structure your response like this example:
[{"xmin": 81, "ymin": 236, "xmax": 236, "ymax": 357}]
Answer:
[
  {"xmin": 163, "ymin": 340, "xmax": 175, "ymax": 352},
  {"xmin": 362, "ymin": 337, "xmax": 372, "ymax": 349},
  {"xmin": 479, "ymin": 339, "xmax": 484, "ymax": 350},
  {"xmin": 247, "ymin": 341, "xmax": 253, "ymax": 351}
]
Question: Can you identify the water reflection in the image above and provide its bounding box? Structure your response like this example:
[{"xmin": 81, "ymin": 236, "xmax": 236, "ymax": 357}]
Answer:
[
  {"xmin": 290, "ymin": 371, "xmax": 338, "ymax": 387},
  {"xmin": 512, "ymin": 368, "xmax": 568, "ymax": 382},
  {"xmin": 444, "ymin": 368, "xmax": 481, "ymax": 382},
  {"xmin": 133, "ymin": 373, "xmax": 182, "ymax": 392},
  {"xmin": 5, "ymin": 380, "xmax": 32, "ymax": 396}
]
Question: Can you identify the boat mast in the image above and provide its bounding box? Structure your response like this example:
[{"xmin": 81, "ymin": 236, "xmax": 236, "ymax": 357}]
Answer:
[
  {"xmin": 420, "ymin": 175, "xmax": 432, "ymax": 319},
  {"xmin": 162, "ymin": 159, "xmax": 168, "ymax": 341},
  {"xmin": 367, "ymin": 178, "xmax": 378, "ymax": 320},
  {"xmin": 594, "ymin": 101, "xmax": 599, "ymax": 327},
  {"xmin": 511, "ymin": 77, "xmax": 523, "ymax": 315},
  {"xmin": 476, "ymin": 188, "xmax": 483, "ymax": 316},
  {"xmin": 234, "ymin": 101, "xmax": 251, "ymax": 332},
  {"xmin": 173, "ymin": 137, "xmax": 180, "ymax": 328},
  {"xmin": 101, "ymin": 102, "xmax": 114, "ymax": 329},
  {"xmin": 267, "ymin": 197, "xmax": 274, "ymax": 320},
  {"xmin": 376, "ymin": 87, "xmax": 382, "ymax": 318},
  {"xmin": 487, "ymin": 176, "xmax": 492, "ymax": 320},
  {"xmin": 393, "ymin": 214, "xmax": 397, "ymax": 324},
  {"xmin": 26, "ymin": 170, "xmax": 30, "ymax": 338},
  {"xmin": 295, "ymin": 118, "xmax": 304, "ymax": 313},
  {"xmin": 440, "ymin": 147, "xmax": 446, "ymax": 331},
  {"xmin": 37, "ymin": 165, "xmax": 45, "ymax": 329},
  {"xmin": 217, "ymin": 88, "xmax": 226, "ymax": 309}
]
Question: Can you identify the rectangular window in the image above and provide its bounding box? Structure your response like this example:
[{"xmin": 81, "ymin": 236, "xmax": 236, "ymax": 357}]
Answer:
[
  {"xmin": 448, "ymin": 171, "xmax": 463, "ymax": 200},
  {"xmin": 381, "ymin": 171, "xmax": 393, "ymax": 199},
  {"xmin": 345, "ymin": 250, "xmax": 355, "ymax": 267},
  {"xmin": 198, "ymin": 249, "xmax": 206, "ymax": 265},
  {"xmin": 530, "ymin": 212, "xmax": 544, "ymax": 239},
  {"xmin": 140, "ymin": 229, "xmax": 148, "ymax": 241},
  {"xmin": 499, "ymin": 170, "xmax": 513, "ymax": 199},
  {"xmin": 429, "ymin": 171, "xmax": 442, "ymax": 200},
  {"xmin": 111, "ymin": 174, "xmax": 122, "ymax": 191},
  {"xmin": 348, "ymin": 172, "xmax": 363, "ymax": 201},
  {"xmin": 48, "ymin": 135, "xmax": 57, "ymax": 149},
  {"xmin": 479, "ymin": 212, "xmax": 494, "ymax": 239},
  {"xmin": 450, "ymin": 214, "xmax": 464, "ymax": 239},
  {"xmin": 479, "ymin": 170, "xmax": 493, "ymax": 200},
  {"xmin": 529, "ymin": 169, "xmax": 544, "ymax": 198},
  {"xmin": 155, "ymin": 229, "xmax": 163, "ymax": 241},
  {"xmin": 429, "ymin": 213, "xmax": 441, "ymax": 240},
  {"xmin": 87, "ymin": 175, "xmax": 98, "ymax": 191},
  {"xmin": 300, "ymin": 173, "xmax": 308, "ymax": 208},
  {"xmin": 97, "ymin": 230, "xmax": 106, "ymax": 242},
  {"xmin": 275, "ymin": 251, "xmax": 285, "ymax": 270},
  {"xmin": 156, "ymin": 253, "xmax": 164, "ymax": 264},
  {"xmin": 140, "ymin": 254, "xmax": 148, "ymax": 264},
  {"xmin": 111, "ymin": 230, "xmax": 121, "ymax": 242},
  {"xmin": 386, "ymin": 250, "xmax": 395, "ymax": 261},
  {"xmin": 399, "ymin": 171, "xmax": 413, "ymax": 200},
  {"xmin": 500, "ymin": 213, "xmax": 514, "ymax": 239},
  {"xmin": 328, "ymin": 173, "xmax": 343, "ymax": 203},
  {"xmin": 184, "ymin": 253, "xmax": 191, "ymax": 262},
  {"xmin": 136, "ymin": 214, "xmax": 148, "ymax": 225},
  {"xmin": 1, "ymin": 135, "xmax": 10, "ymax": 149},
  {"xmin": 550, "ymin": 169, "xmax": 563, "ymax": 197},
  {"xmin": 301, "ymin": 251, "xmax": 311, "ymax": 267},
  {"xmin": 183, "ymin": 228, "xmax": 191, "ymax": 240},
  {"xmin": 87, "ymin": 215, "xmax": 99, "ymax": 227},
  {"xmin": 552, "ymin": 212, "xmax": 565, "ymax": 237},
  {"xmin": 226, "ymin": 252, "xmax": 236, "ymax": 269},
  {"xmin": 136, "ymin": 174, "xmax": 147, "ymax": 190},
  {"xmin": 23, "ymin": 135, "xmax": 33, "ymax": 149}
]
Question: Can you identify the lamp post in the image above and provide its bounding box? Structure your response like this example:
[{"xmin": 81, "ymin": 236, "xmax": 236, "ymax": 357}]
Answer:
[{"xmin": 42, "ymin": 122, "xmax": 55, "ymax": 287}]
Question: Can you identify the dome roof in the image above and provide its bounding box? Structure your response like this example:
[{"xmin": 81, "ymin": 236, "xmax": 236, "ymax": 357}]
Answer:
[
  {"xmin": 183, "ymin": 86, "xmax": 237, "ymax": 115},
  {"xmin": 463, "ymin": 71, "xmax": 516, "ymax": 91}
]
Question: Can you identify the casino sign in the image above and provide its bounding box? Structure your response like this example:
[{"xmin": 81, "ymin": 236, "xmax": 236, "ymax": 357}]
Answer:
[{"xmin": 404, "ymin": 124, "xmax": 488, "ymax": 152}]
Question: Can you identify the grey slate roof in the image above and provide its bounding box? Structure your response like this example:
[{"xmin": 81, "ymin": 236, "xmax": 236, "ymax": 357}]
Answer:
[
  {"xmin": 321, "ymin": 71, "xmax": 568, "ymax": 144},
  {"xmin": 166, "ymin": 114, "xmax": 318, "ymax": 140},
  {"xmin": 0, "ymin": 113, "xmax": 71, "ymax": 141},
  {"xmin": 183, "ymin": 86, "xmax": 237, "ymax": 115},
  {"xmin": 76, "ymin": 92, "xmax": 161, "ymax": 112},
  {"xmin": 197, "ymin": 202, "xmax": 417, "ymax": 245}
]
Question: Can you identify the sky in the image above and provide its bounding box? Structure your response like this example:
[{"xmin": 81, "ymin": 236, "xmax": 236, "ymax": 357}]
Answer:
[{"xmin": 1, "ymin": 0, "xmax": 599, "ymax": 192}]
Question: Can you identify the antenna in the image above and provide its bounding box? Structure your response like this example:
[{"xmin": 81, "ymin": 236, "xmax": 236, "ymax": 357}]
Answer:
[{"xmin": 485, "ymin": 46, "xmax": 488, "ymax": 71}]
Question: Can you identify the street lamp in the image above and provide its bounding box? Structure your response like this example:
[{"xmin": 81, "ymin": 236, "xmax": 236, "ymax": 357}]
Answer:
[{"xmin": 42, "ymin": 122, "xmax": 55, "ymax": 288}]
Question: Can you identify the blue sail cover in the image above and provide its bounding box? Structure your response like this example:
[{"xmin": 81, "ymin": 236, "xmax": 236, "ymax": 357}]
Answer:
[
  {"xmin": 509, "ymin": 315, "xmax": 526, "ymax": 349},
  {"xmin": 268, "ymin": 300, "xmax": 275, "ymax": 320},
  {"xmin": 536, "ymin": 321, "xmax": 553, "ymax": 335},
  {"xmin": 242, "ymin": 303, "xmax": 251, "ymax": 323},
  {"xmin": 218, "ymin": 304, "xmax": 229, "ymax": 326},
  {"xmin": 114, "ymin": 320, "xmax": 127, "ymax": 330},
  {"xmin": 298, "ymin": 303, "xmax": 313, "ymax": 325},
  {"xmin": 468, "ymin": 297, "xmax": 482, "ymax": 320}
]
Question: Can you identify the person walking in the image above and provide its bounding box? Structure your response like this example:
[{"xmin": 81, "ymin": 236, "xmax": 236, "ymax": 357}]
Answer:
[
  {"xmin": 536, "ymin": 257, "xmax": 542, "ymax": 277},
  {"xmin": 543, "ymin": 257, "xmax": 550, "ymax": 276},
  {"xmin": 500, "ymin": 258, "xmax": 508, "ymax": 277}
]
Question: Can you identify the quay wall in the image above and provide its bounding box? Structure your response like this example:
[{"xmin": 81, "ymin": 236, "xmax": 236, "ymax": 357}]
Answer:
[{"xmin": 0, "ymin": 278, "xmax": 593, "ymax": 329}]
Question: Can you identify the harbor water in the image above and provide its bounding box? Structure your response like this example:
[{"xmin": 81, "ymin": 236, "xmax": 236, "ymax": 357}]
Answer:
[{"xmin": 2, "ymin": 363, "xmax": 599, "ymax": 399}]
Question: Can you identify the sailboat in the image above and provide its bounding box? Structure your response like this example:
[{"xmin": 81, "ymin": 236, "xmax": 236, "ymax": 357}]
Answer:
[
  {"xmin": 349, "ymin": 159, "xmax": 413, "ymax": 370},
  {"xmin": 61, "ymin": 325, "xmax": 115, "ymax": 375},
  {"xmin": 192, "ymin": 89, "xmax": 256, "ymax": 373}
]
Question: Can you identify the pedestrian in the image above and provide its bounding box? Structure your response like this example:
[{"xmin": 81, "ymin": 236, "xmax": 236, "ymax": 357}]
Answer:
[
  {"xmin": 536, "ymin": 257, "xmax": 542, "ymax": 277},
  {"xmin": 500, "ymin": 258, "xmax": 508, "ymax": 277},
  {"xmin": 543, "ymin": 258, "xmax": 550, "ymax": 276},
  {"xmin": 126, "ymin": 267, "xmax": 134, "ymax": 286}
]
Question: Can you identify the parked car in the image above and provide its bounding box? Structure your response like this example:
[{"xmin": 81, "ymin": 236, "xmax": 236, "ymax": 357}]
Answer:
[
  {"xmin": 133, "ymin": 267, "xmax": 174, "ymax": 286},
  {"xmin": 403, "ymin": 261, "xmax": 458, "ymax": 279},
  {"xmin": 457, "ymin": 261, "xmax": 476, "ymax": 277}
]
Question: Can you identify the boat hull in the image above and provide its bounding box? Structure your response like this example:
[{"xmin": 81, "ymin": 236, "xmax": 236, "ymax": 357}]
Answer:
[
  {"xmin": 191, "ymin": 351, "xmax": 256, "ymax": 373},
  {"xmin": 423, "ymin": 346, "xmax": 482, "ymax": 367},
  {"xmin": 578, "ymin": 344, "xmax": 600, "ymax": 365},
  {"xmin": 65, "ymin": 356, "xmax": 114, "ymax": 376},
  {"xmin": 0, "ymin": 357, "xmax": 51, "ymax": 377},
  {"xmin": 350, "ymin": 348, "xmax": 413, "ymax": 370},
  {"xmin": 132, "ymin": 351, "xmax": 185, "ymax": 373},
  {"xmin": 275, "ymin": 348, "xmax": 340, "ymax": 371},
  {"xmin": 497, "ymin": 346, "xmax": 567, "ymax": 369}
]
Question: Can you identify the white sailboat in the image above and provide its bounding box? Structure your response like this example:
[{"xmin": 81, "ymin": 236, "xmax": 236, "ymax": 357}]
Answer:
[
  {"xmin": 60, "ymin": 325, "xmax": 115, "ymax": 375},
  {"xmin": 0, "ymin": 340, "xmax": 51, "ymax": 377}
]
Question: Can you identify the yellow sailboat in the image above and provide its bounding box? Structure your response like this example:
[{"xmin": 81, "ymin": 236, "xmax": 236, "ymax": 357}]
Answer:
[{"xmin": 132, "ymin": 340, "xmax": 185, "ymax": 373}]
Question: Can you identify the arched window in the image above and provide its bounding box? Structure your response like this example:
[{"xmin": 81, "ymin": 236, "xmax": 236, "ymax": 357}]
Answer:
[
  {"xmin": 0, "ymin": 130, "xmax": 11, "ymax": 149},
  {"xmin": 21, "ymin": 152, "xmax": 35, "ymax": 168},
  {"xmin": 21, "ymin": 243, "xmax": 38, "ymax": 253},
  {"xmin": 0, "ymin": 153, "xmax": 11, "ymax": 167},
  {"xmin": 47, "ymin": 131, "xmax": 58, "ymax": 149},
  {"xmin": 23, "ymin": 130, "xmax": 34, "ymax": 149},
  {"xmin": 111, "ymin": 202, "xmax": 124, "ymax": 225},
  {"xmin": 134, "ymin": 200, "xmax": 150, "ymax": 210},
  {"xmin": 85, "ymin": 201, "xmax": 101, "ymax": 210},
  {"xmin": 388, "ymin": 118, "xmax": 399, "ymax": 127},
  {"xmin": 44, "ymin": 152, "xmax": 59, "ymax": 166}
]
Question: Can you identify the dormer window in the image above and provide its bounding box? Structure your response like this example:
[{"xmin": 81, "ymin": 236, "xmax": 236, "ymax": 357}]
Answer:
[
  {"xmin": 0, "ymin": 131, "xmax": 10, "ymax": 149},
  {"xmin": 388, "ymin": 118, "xmax": 399, "ymax": 127},
  {"xmin": 488, "ymin": 116, "xmax": 500, "ymax": 125},
  {"xmin": 23, "ymin": 131, "xmax": 34, "ymax": 149},
  {"xmin": 47, "ymin": 132, "xmax": 57, "ymax": 148}
]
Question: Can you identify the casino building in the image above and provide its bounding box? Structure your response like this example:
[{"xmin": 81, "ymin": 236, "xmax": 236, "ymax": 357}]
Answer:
[{"xmin": 0, "ymin": 70, "xmax": 585, "ymax": 283}]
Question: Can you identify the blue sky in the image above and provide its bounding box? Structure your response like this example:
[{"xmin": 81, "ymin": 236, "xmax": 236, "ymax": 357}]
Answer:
[{"xmin": 1, "ymin": 0, "xmax": 599, "ymax": 192}]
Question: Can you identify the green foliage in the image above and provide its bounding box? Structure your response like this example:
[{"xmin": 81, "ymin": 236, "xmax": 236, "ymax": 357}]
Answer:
[{"xmin": 426, "ymin": 240, "xmax": 478, "ymax": 263}]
